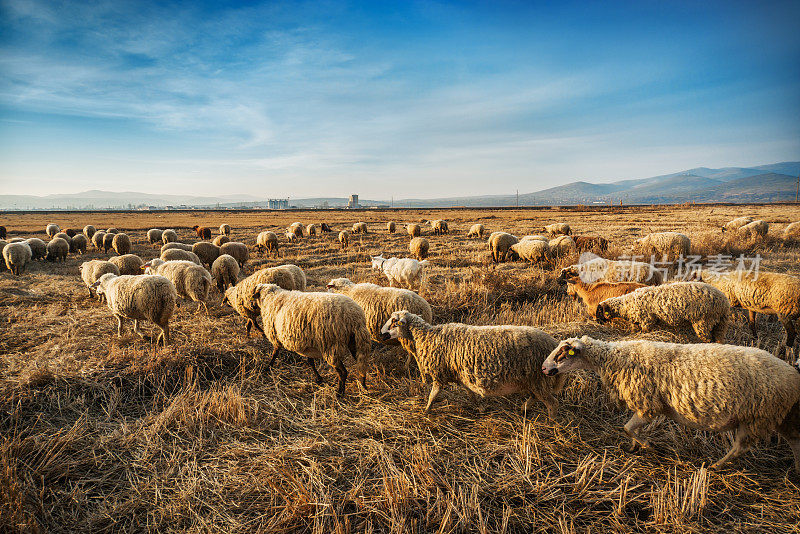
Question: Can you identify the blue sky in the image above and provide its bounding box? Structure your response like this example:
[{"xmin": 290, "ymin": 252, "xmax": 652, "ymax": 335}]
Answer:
[{"xmin": 1, "ymin": 0, "xmax": 798, "ymax": 199}]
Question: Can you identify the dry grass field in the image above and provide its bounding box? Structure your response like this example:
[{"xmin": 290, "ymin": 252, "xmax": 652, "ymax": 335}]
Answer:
[{"xmin": 2, "ymin": 204, "xmax": 800, "ymax": 533}]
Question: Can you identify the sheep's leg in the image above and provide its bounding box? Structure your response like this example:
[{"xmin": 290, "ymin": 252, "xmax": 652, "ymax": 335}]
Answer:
[
  {"xmin": 115, "ymin": 315, "xmax": 125, "ymax": 337},
  {"xmin": 424, "ymin": 382, "xmax": 442, "ymax": 413},
  {"xmin": 307, "ymin": 357, "xmax": 325, "ymax": 385},
  {"xmin": 523, "ymin": 392, "xmax": 558, "ymax": 418},
  {"xmin": 710, "ymin": 426, "xmax": 752, "ymax": 470},
  {"xmin": 132, "ymin": 319, "xmax": 146, "ymax": 339},
  {"xmin": 780, "ymin": 315, "xmax": 797, "ymax": 348},
  {"xmin": 711, "ymin": 320, "xmax": 728, "ymax": 344},
  {"xmin": 267, "ymin": 345, "xmax": 282, "ymax": 367},
  {"xmin": 334, "ymin": 359, "xmax": 348, "ymax": 397},
  {"xmin": 159, "ymin": 324, "xmax": 170, "ymax": 346},
  {"xmin": 622, "ymin": 413, "xmax": 651, "ymax": 451},
  {"xmin": 748, "ymin": 310, "xmax": 759, "ymax": 339}
]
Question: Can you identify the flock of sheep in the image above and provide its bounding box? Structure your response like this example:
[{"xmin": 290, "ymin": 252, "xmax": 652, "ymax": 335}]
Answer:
[{"xmin": 2, "ymin": 214, "xmax": 800, "ymax": 476}]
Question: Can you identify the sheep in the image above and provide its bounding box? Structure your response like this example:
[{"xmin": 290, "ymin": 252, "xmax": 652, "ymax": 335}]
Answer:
[
  {"xmin": 371, "ymin": 256, "xmax": 428, "ymax": 289},
  {"xmin": 46, "ymin": 237, "xmax": 69, "ymax": 262},
  {"xmin": 338, "ymin": 230, "xmax": 349, "ymax": 250},
  {"xmin": 784, "ymin": 222, "xmax": 800, "ymax": 240},
  {"xmin": 558, "ymin": 257, "xmax": 663, "ymax": 286},
  {"xmin": 521, "ymin": 235, "xmax": 548, "ymax": 242},
  {"xmin": 102, "ymin": 233, "xmax": 115, "ymax": 253},
  {"xmin": 560, "ymin": 277, "xmax": 647, "ymax": 319},
  {"xmin": 548, "ymin": 235, "xmax": 577, "ymax": 258},
  {"xmin": 24, "ymin": 238, "xmax": 47, "ymax": 261},
  {"xmin": 722, "ymin": 216, "xmax": 754, "ymax": 233},
  {"xmin": 106, "ymin": 228, "xmax": 119, "ymax": 234},
  {"xmin": 212, "ymin": 254, "xmax": 240, "ymax": 292},
  {"xmin": 219, "ymin": 241, "xmax": 248, "ymax": 268},
  {"xmin": 596, "ymin": 281, "xmax": 730, "ymax": 342},
  {"xmin": 222, "ymin": 264, "xmax": 308, "ymax": 337},
  {"xmin": 701, "ymin": 270, "xmax": 800, "ymax": 349},
  {"xmin": 509, "ymin": 238, "xmax": 550, "ymax": 264},
  {"xmin": 83, "ymin": 225, "xmax": 96, "ymax": 240},
  {"xmin": 0, "ymin": 226, "xmax": 5, "ymax": 239},
  {"xmin": 575, "ymin": 235, "xmax": 609, "ymax": 252},
  {"xmin": 542, "ymin": 336, "xmax": 800, "ymax": 472},
  {"xmin": 381, "ymin": 311, "xmax": 566, "ymax": 415},
  {"xmin": 0, "ymin": 241, "xmax": 5, "ymax": 267},
  {"xmin": 306, "ymin": 224, "xmax": 317, "ymax": 236},
  {"xmin": 54, "ymin": 232, "xmax": 71, "ymax": 242},
  {"xmin": 64, "ymin": 228, "xmax": 78, "ymax": 238},
  {"xmin": 80, "ymin": 260, "xmax": 120, "ymax": 298},
  {"xmin": 212, "ymin": 235, "xmax": 230, "ymax": 247},
  {"xmin": 143, "ymin": 259, "xmax": 213, "ymax": 313},
  {"xmin": 161, "ymin": 248, "xmax": 201, "ymax": 264},
  {"xmin": 431, "ymin": 220, "xmax": 449, "ymax": 235},
  {"xmin": 253, "ymin": 283, "xmax": 372, "ymax": 396},
  {"xmin": 110, "ymin": 254, "xmax": 144, "ymax": 275},
  {"xmin": 161, "ymin": 242, "xmax": 194, "ymax": 253},
  {"xmin": 326, "ymin": 278, "xmax": 433, "ymax": 351},
  {"xmin": 69, "ymin": 234, "xmax": 88, "ymax": 254},
  {"xmin": 288, "ymin": 222, "xmax": 304, "ymax": 239},
  {"xmin": 407, "ymin": 223, "xmax": 421, "ymax": 237},
  {"xmin": 256, "ymin": 231, "xmax": 279, "ymax": 255},
  {"xmin": 286, "ymin": 231, "xmax": 298, "ymax": 243},
  {"xmin": 162, "ymin": 229, "xmax": 178, "ymax": 244},
  {"xmin": 467, "ymin": 224, "xmax": 485, "ymax": 238},
  {"xmin": 46, "ymin": 224, "xmax": 60, "ymax": 238},
  {"xmin": 387, "ymin": 221, "xmax": 396, "ymax": 233},
  {"xmin": 544, "ymin": 223, "xmax": 571, "ymax": 236},
  {"xmin": 220, "ymin": 223, "xmax": 231, "ymax": 236},
  {"xmin": 3, "ymin": 242, "xmax": 32, "ymax": 275},
  {"xmin": 192, "ymin": 225, "xmax": 212, "ymax": 239},
  {"xmin": 737, "ymin": 220, "xmax": 769, "ymax": 240},
  {"xmin": 320, "ymin": 222, "xmax": 332, "ymax": 233},
  {"xmin": 93, "ymin": 273, "xmax": 175, "ymax": 346},
  {"xmin": 635, "ymin": 231, "xmax": 690, "ymax": 261},
  {"xmin": 192, "ymin": 241, "xmax": 220, "ymax": 268},
  {"xmin": 147, "ymin": 229, "xmax": 163, "ymax": 246},
  {"xmin": 409, "ymin": 237, "xmax": 430, "ymax": 259},
  {"xmin": 488, "ymin": 232, "xmax": 519, "ymax": 263},
  {"xmin": 352, "ymin": 222, "xmax": 368, "ymax": 234},
  {"xmin": 112, "ymin": 233, "xmax": 131, "ymax": 256},
  {"xmin": 92, "ymin": 231, "xmax": 106, "ymax": 251}
]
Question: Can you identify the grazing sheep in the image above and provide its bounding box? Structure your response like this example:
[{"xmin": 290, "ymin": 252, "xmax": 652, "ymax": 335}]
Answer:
[
  {"xmin": 112, "ymin": 233, "xmax": 131, "ymax": 255},
  {"xmin": 327, "ymin": 278, "xmax": 433, "ymax": 351},
  {"xmin": 161, "ymin": 248, "xmax": 201, "ymax": 264},
  {"xmin": 561, "ymin": 277, "xmax": 647, "ymax": 319},
  {"xmin": 219, "ymin": 223, "xmax": 231, "ymax": 236},
  {"xmin": 219, "ymin": 241, "xmax": 248, "ymax": 268},
  {"xmin": 0, "ymin": 226, "xmax": 5, "ymax": 239},
  {"xmin": 54, "ymin": 232, "xmax": 71, "ymax": 242},
  {"xmin": 488, "ymin": 232, "xmax": 519, "ymax": 263},
  {"xmin": 69, "ymin": 234, "xmax": 88, "ymax": 254},
  {"xmin": 286, "ymin": 231, "xmax": 298, "ymax": 243},
  {"xmin": 371, "ymin": 256, "xmax": 428, "ymax": 289},
  {"xmin": 722, "ymin": 216, "xmax": 754, "ymax": 233},
  {"xmin": 80, "ymin": 260, "xmax": 120, "ymax": 298},
  {"xmin": 320, "ymin": 223, "xmax": 332, "ymax": 233},
  {"xmin": 410, "ymin": 237, "xmax": 430, "ymax": 259},
  {"xmin": 542, "ymin": 336, "xmax": 800, "ymax": 473},
  {"xmin": 596, "ymin": 281, "xmax": 730, "ymax": 342},
  {"xmin": 521, "ymin": 235, "xmax": 548, "ymax": 242},
  {"xmin": 212, "ymin": 235, "xmax": 230, "ymax": 247},
  {"xmin": 144, "ymin": 259, "xmax": 213, "ymax": 313},
  {"xmin": 192, "ymin": 225, "xmax": 212, "ymax": 239},
  {"xmin": 467, "ymin": 224, "xmax": 485, "ymax": 238},
  {"xmin": 3, "ymin": 242, "xmax": 32, "ymax": 275},
  {"xmin": 161, "ymin": 242, "xmax": 194, "ymax": 253},
  {"xmin": 212, "ymin": 254, "xmax": 240, "ymax": 291},
  {"xmin": 192, "ymin": 241, "xmax": 220, "ymax": 268},
  {"xmin": 737, "ymin": 220, "xmax": 769, "ymax": 240},
  {"xmin": 509, "ymin": 238, "xmax": 550, "ymax": 264},
  {"xmin": 784, "ymin": 222, "xmax": 800, "ymax": 240},
  {"xmin": 382, "ymin": 311, "xmax": 566, "ymax": 415},
  {"xmin": 387, "ymin": 221, "xmax": 396, "ymax": 233},
  {"xmin": 46, "ymin": 224, "xmax": 60, "ymax": 238},
  {"xmin": 162, "ymin": 229, "xmax": 178, "ymax": 244},
  {"xmin": 256, "ymin": 231, "xmax": 279, "ymax": 255},
  {"xmin": 106, "ymin": 228, "xmax": 119, "ymax": 234},
  {"xmin": 701, "ymin": 270, "xmax": 800, "ymax": 349},
  {"xmin": 352, "ymin": 222, "xmax": 368, "ymax": 234},
  {"xmin": 93, "ymin": 273, "xmax": 175, "ymax": 346},
  {"xmin": 548, "ymin": 235, "xmax": 577, "ymax": 258},
  {"xmin": 431, "ymin": 220, "xmax": 449, "ymax": 235},
  {"xmin": 306, "ymin": 224, "xmax": 317, "ymax": 236},
  {"xmin": 222, "ymin": 265, "xmax": 307, "ymax": 337},
  {"xmin": 338, "ymin": 230, "xmax": 349, "ymax": 250},
  {"xmin": 407, "ymin": 223, "xmax": 421, "ymax": 237},
  {"xmin": 575, "ymin": 235, "xmax": 609, "ymax": 252},
  {"xmin": 64, "ymin": 228, "xmax": 78, "ymax": 238},
  {"xmin": 109, "ymin": 254, "xmax": 144, "ymax": 275},
  {"xmin": 101, "ymin": 233, "xmax": 115, "ymax": 253},
  {"xmin": 288, "ymin": 222, "xmax": 304, "ymax": 239},
  {"xmin": 635, "ymin": 232, "xmax": 690, "ymax": 261},
  {"xmin": 147, "ymin": 229, "xmax": 163, "ymax": 246},
  {"xmin": 92, "ymin": 231, "xmax": 106, "ymax": 251},
  {"xmin": 46, "ymin": 237, "xmax": 69, "ymax": 262},
  {"xmin": 82, "ymin": 225, "xmax": 96, "ymax": 239},
  {"xmin": 24, "ymin": 238, "xmax": 47, "ymax": 261},
  {"xmin": 558, "ymin": 257, "xmax": 663, "ymax": 286},
  {"xmin": 544, "ymin": 223, "xmax": 571, "ymax": 236},
  {"xmin": 253, "ymin": 283, "xmax": 372, "ymax": 396}
]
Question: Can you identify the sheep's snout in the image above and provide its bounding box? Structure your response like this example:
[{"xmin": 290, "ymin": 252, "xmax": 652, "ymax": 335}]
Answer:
[{"xmin": 542, "ymin": 364, "xmax": 559, "ymax": 376}]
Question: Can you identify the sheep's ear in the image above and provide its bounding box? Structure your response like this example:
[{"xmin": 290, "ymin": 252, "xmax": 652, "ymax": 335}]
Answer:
[{"xmin": 90, "ymin": 281, "xmax": 101, "ymax": 289}]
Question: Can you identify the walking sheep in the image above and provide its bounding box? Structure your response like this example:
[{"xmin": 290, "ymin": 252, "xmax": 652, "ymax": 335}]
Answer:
[
  {"xmin": 488, "ymin": 232, "xmax": 519, "ymax": 263},
  {"xmin": 219, "ymin": 241, "xmax": 248, "ymax": 268},
  {"xmin": 46, "ymin": 237, "xmax": 69, "ymax": 262},
  {"xmin": 371, "ymin": 256, "xmax": 429, "ymax": 289},
  {"xmin": 147, "ymin": 229, "xmax": 163, "ymax": 246},
  {"xmin": 595, "ymin": 281, "xmax": 730, "ymax": 342},
  {"xmin": 542, "ymin": 336, "xmax": 800, "ymax": 473},
  {"xmin": 410, "ymin": 237, "xmax": 430, "ymax": 259},
  {"xmin": 387, "ymin": 221, "xmax": 396, "ymax": 233},
  {"xmin": 80, "ymin": 260, "xmax": 120, "ymax": 298},
  {"xmin": 468, "ymin": 224, "xmax": 485, "ymax": 238},
  {"xmin": 192, "ymin": 225, "xmax": 212, "ymax": 239},
  {"xmin": 110, "ymin": 254, "xmax": 144, "ymax": 275},
  {"xmin": 212, "ymin": 254, "xmax": 240, "ymax": 292},
  {"xmin": 3, "ymin": 242, "xmax": 32, "ymax": 275},
  {"xmin": 407, "ymin": 223, "xmax": 421, "ymax": 237},
  {"xmin": 92, "ymin": 273, "xmax": 175, "ymax": 346},
  {"xmin": 256, "ymin": 231, "xmax": 279, "ymax": 255},
  {"xmin": 253, "ymin": 284, "xmax": 372, "ymax": 396},
  {"xmin": 339, "ymin": 230, "xmax": 349, "ymax": 250},
  {"xmin": 635, "ymin": 231, "xmax": 690, "ymax": 261},
  {"xmin": 219, "ymin": 223, "xmax": 231, "ymax": 236},
  {"xmin": 143, "ymin": 259, "xmax": 212, "ymax": 314},
  {"xmin": 381, "ymin": 311, "xmax": 566, "ymax": 415}
]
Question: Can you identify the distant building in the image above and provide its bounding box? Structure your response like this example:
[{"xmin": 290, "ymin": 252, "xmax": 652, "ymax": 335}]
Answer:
[
  {"xmin": 268, "ymin": 198, "xmax": 289, "ymax": 209},
  {"xmin": 348, "ymin": 194, "xmax": 359, "ymax": 209}
]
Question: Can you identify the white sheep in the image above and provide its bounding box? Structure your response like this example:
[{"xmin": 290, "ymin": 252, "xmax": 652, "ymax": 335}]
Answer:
[
  {"xmin": 558, "ymin": 256, "xmax": 663, "ymax": 285},
  {"xmin": 80, "ymin": 260, "xmax": 120, "ymax": 298},
  {"xmin": 91, "ymin": 231, "xmax": 106, "ymax": 251},
  {"xmin": 737, "ymin": 220, "xmax": 769, "ymax": 240},
  {"xmin": 542, "ymin": 336, "xmax": 800, "ymax": 472},
  {"xmin": 3, "ymin": 242, "xmax": 32, "ymax": 275},
  {"xmin": 371, "ymin": 256, "xmax": 428, "ymax": 289},
  {"xmin": 549, "ymin": 235, "xmax": 577, "ymax": 257},
  {"xmin": 144, "ymin": 258, "xmax": 212, "ymax": 313},
  {"xmin": 83, "ymin": 225, "xmax": 96, "ymax": 239},
  {"xmin": 510, "ymin": 238, "xmax": 550, "ymax": 264},
  {"xmin": 338, "ymin": 230, "xmax": 349, "ymax": 250},
  {"xmin": 635, "ymin": 231, "xmax": 690, "ymax": 260},
  {"xmin": 722, "ymin": 216, "xmax": 754, "ymax": 233},
  {"xmin": 109, "ymin": 254, "xmax": 144, "ymax": 275},
  {"xmin": 161, "ymin": 229, "xmax": 178, "ymax": 244},
  {"xmin": 352, "ymin": 222, "xmax": 368, "ymax": 234},
  {"xmin": 219, "ymin": 241, "xmax": 248, "ymax": 267},
  {"xmin": 24, "ymin": 238, "xmax": 47, "ymax": 261},
  {"xmin": 46, "ymin": 237, "xmax": 69, "ymax": 262},
  {"xmin": 544, "ymin": 223, "xmax": 571, "ymax": 236},
  {"xmin": 192, "ymin": 241, "xmax": 221, "ymax": 267},
  {"xmin": 256, "ymin": 231, "xmax": 279, "ymax": 255},
  {"xmin": 219, "ymin": 223, "xmax": 231, "ymax": 236},
  {"xmin": 45, "ymin": 224, "xmax": 60, "ymax": 238},
  {"xmin": 212, "ymin": 254, "xmax": 240, "ymax": 292},
  {"xmin": 784, "ymin": 221, "xmax": 800, "ymax": 240},
  {"xmin": 70, "ymin": 234, "xmax": 88, "ymax": 254},
  {"xmin": 488, "ymin": 232, "xmax": 519, "ymax": 263},
  {"xmin": 161, "ymin": 248, "xmax": 201, "ymax": 264},
  {"xmin": 147, "ymin": 229, "xmax": 163, "ymax": 246},
  {"xmin": 467, "ymin": 223, "xmax": 485, "ymax": 238},
  {"xmin": 387, "ymin": 221, "xmax": 396, "ymax": 233},
  {"xmin": 161, "ymin": 242, "xmax": 194, "ymax": 253}
]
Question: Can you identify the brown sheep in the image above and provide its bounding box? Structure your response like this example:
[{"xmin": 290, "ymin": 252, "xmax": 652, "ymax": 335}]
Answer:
[
  {"xmin": 562, "ymin": 277, "xmax": 646, "ymax": 319},
  {"xmin": 192, "ymin": 225, "xmax": 212, "ymax": 239},
  {"xmin": 575, "ymin": 235, "xmax": 609, "ymax": 252},
  {"xmin": 0, "ymin": 226, "xmax": 6, "ymax": 239}
]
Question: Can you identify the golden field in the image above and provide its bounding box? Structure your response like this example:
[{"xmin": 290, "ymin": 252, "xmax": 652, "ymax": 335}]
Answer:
[{"xmin": 2, "ymin": 204, "xmax": 800, "ymax": 533}]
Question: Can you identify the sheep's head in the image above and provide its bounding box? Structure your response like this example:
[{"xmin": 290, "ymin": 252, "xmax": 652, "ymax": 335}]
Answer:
[
  {"xmin": 252, "ymin": 283, "xmax": 281, "ymax": 304},
  {"xmin": 542, "ymin": 338, "xmax": 589, "ymax": 376},
  {"xmin": 380, "ymin": 310, "xmax": 411, "ymax": 341},
  {"xmin": 595, "ymin": 301, "xmax": 618, "ymax": 323},
  {"xmin": 92, "ymin": 273, "xmax": 118, "ymax": 296},
  {"xmin": 371, "ymin": 256, "xmax": 386, "ymax": 269},
  {"xmin": 326, "ymin": 278, "xmax": 353, "ymax": 292}
]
